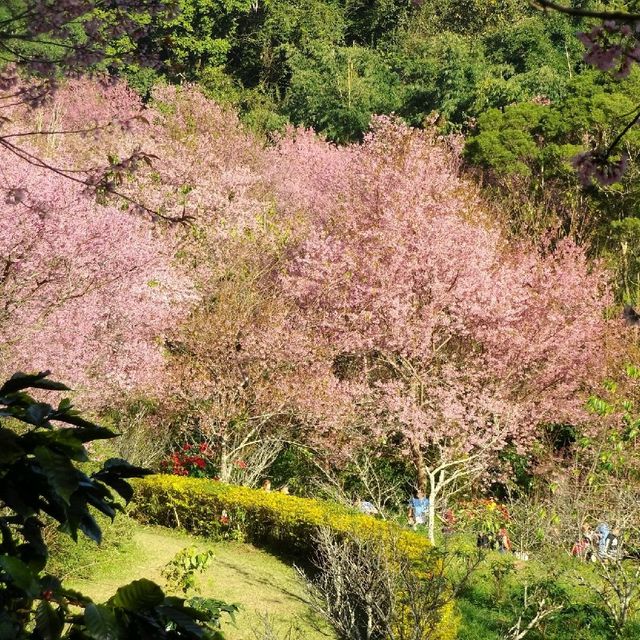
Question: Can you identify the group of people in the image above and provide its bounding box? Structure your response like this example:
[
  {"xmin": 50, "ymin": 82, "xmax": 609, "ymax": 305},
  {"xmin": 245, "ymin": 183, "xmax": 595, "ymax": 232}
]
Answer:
[
  {"xmin": 261, "ymin": 481, "xmax": 623, "ymax": 563},
  {"xmin": 353, "ymin": 491, "xmax": 430, "ymax": 528},
  {"xmin": 572, "ymin": 522, "xmax": 620, "ymax": 561},
  {"xmin": 476, "ymin": 528, "xmax": 513, "ymax": 553},
  {"xmin": 354, "ymin": 490, "xmax": 430, "ymax": 529},
  {"xmin": 346, "ymin": 489, "xmax": 625, "ymax": 566}
]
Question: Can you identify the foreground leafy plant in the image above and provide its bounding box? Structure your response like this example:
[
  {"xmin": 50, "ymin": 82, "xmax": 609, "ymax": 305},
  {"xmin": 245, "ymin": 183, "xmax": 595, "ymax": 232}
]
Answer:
[
  {"xmin": 162, "ymin": 546, "xmax": 238, "ymax": 634},
  {"xmin": 0, "ymin": 370, "xmax": 232, "ymax": 639},
  {"xmin": 162, "ymin": 547, "xmax": 215, "ymax": 596}
]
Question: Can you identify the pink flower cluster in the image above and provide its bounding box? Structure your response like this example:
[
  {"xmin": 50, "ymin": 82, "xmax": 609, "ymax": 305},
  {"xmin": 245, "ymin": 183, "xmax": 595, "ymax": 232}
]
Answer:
[
  {"xmin": 572, "ymin": 150, "xmax": 629, "ymax": 186},
  {"xmin": 579, "ymin": 20, "xmax": 640, "ymax": 79},
  {"xmin": 0, "ymin": 141, "xmax": 190, "ymax": 401}
]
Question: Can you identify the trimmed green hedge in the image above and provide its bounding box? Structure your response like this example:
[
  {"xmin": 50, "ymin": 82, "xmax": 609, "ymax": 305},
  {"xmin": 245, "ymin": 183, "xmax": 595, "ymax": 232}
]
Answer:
[
  {"xmin": 133, "ymin": 475, "xmax": 427, "ymax": 553},
  {"xmin": 132, "ymin": 475, "xmax": 459, "ymax": 639}
]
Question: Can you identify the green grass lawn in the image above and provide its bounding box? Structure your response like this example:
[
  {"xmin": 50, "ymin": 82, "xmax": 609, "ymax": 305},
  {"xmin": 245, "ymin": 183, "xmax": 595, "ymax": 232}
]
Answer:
[
  {"xmin": 53, "ymin": 516, "xmax": 640, "ymax": 640},
  {"xmin": 63, "ymin": 522, "xmax": 331, "ymax": 639},
  {"xmin": 453, "ymin": 546, "xmax": 640, "ymax": 640}
]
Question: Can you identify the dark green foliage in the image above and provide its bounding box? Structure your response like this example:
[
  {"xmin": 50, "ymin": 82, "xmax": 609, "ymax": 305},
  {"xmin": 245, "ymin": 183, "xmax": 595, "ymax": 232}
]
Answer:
[
  {"xmin": 285, "ymin": 43, "xmax": 400, "ymax": 141},
  {"xmin": 482, "ymin": 13, "xmax": 581, "ymax": 78},
  {"xmin": 268, "ymin": 445, "xmax": 319, "ymax": 497},
  {"xmin": 231, "ymin": 0, "xmax": 346, "ymax": 90},
  {"xmin": 466, "ymin": 71, "xmax": 640, "ymax": 179},
  {"xmin": 138, "ymin": 0, "xmax": 256, "ymax": 80},
  {"xmin": 107, "ymin": 0, "xmax": 596, "ymax": 141},
  {"xmin": 466, "ymin": 68, "xmax": 640, "ymax": 297},
  {"xmin": 410, "ymin": 0, "xmax": 523, "ymax": 37},
  {"xmin": 343, "ymin": 0, "xmax": 416, "ymax": 46},
  {"xmin": 0, "ymin": 371, "xmax": 233, "ymax": 639}
]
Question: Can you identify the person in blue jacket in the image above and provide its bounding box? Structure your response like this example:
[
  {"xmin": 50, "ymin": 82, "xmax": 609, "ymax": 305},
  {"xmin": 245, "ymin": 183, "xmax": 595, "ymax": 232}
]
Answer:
[
  {"xmin": 408, "ymin": 490, "xmax": 429, "ymax": 531},
  {"xmin": 595, "ymin": 522, "xmax": 610, "ymax": 558}
]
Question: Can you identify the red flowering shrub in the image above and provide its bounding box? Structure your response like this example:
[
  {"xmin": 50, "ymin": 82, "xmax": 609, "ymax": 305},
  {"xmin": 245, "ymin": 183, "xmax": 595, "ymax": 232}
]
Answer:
[{"xmin": 162, "ymin": 442, "xmax": 217, "ymax": 478}]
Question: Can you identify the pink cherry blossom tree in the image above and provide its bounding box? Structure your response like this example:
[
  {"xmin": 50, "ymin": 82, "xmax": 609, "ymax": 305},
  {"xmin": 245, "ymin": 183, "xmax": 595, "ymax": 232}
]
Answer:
[
  {"xmin": 0, "ymin": 78, "xmax": 266, "ymax": 405},
  {"xmin": 271, "ymin": 117, "xmax": 612, "ymax": 542},
  {"xmin": 0, "ymin": 2, "xmax": 183, "ymax": 220},
  {"xmin": 0, "ymin": 138, "xmax": 191, "ymax": 402},
  {"xmin": 0, "ymin": 73, "xmax": 318, "ymax": 433}
]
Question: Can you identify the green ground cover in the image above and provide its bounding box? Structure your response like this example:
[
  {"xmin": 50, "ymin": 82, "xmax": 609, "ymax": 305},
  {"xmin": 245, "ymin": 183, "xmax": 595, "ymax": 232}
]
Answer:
[
  {"xmin": 58, "ymin": 519, "xmax": 330, "ymax": 640},
  {"xmin": 48, "ymin": 509, "xmax": 640, "ymax": 640},
  {"xmin": 453, "ymin": 547, "xmax": 640, "ymax": 640}
]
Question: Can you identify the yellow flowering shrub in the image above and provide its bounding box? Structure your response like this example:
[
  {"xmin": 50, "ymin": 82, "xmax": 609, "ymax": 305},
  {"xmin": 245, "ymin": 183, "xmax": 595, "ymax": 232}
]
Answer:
[{"xmin": 132, "ymin": 475, "xmax": 459, "ymax": 639}]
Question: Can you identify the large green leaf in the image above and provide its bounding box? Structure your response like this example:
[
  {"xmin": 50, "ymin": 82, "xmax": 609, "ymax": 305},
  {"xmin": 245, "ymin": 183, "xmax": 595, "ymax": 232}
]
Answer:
[
  {"xmin": 0, "ymin": 555, "xmax": 40, "ymax": 596},
  {"xmin": 77, "ymin": 512, "xmax": 103, "ymax": 545},
  {"xmin": 25, "ymin": 402, "xmax": 53, "ymax": 427},
  {"xmin": 84, "ymin": 603, "xmax": 118, "ymax": 640},
  {"xmin": 0, "ymin": 615, "xmax": 18, "ymax": 640},
  {"xmin": 157, "ymin": 604, "xmax": 206, "ymax": 638},
  {"xmin": 28, "ymin": 429, "xmax": 88, "ymax": 462},
  {"xmin": 84, "ymin": 491, "xmax": 118, "ymax": 520},
  {"xmin": 70, "ymin": 426, "xmax": 118, "ymax": 443},
  {"xmin": 57, "ymin": 413, "xmax": 105, "ymax": 429},
  {"xmin": 96, "ymin": 476, "xmax": 134, "ymax": 504},
  {"xmin": 0, "ymin": 371, "xmax": 69, "ymax": 394},
  {"xmin": 93, "ymin": 459, "xmax": 151, "ymax": 491},
  {"xmin": 21, "ymin": 518, "xmax": 48, "ymax": 570},
  {"xmin": 34, "ymin": 447, "xmax": 79, "ymax": 504},
  {"xmin": 60, "ymin": 586, "xmax": 93, "ymax": 607},
  {"xmin": 35, "ymin": 600, "xmax": 64, "ymax": 640},
  {"xmin": 111, "ymin": 579, "xmax": 165, "ymax": 611},
  {"xmin": 100, "ymin": 458, "xmax": 151, "ymax": 476},
  {"xmin": 0, "ymin": 428, "xmax": 23, "ymax": 464}
]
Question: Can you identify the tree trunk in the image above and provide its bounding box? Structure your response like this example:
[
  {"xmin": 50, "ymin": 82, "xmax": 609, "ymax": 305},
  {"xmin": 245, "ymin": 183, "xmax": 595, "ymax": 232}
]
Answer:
[
  {"xmin": 428, "ymin": 485, "xmax": 437, "ymax": 544},
  {"xmin": 410, "ymin": 440, "xmax": 428, "ymax": 495},
  {"xmin": 219, "ymin": 436, "xmax": 229, "ymax": 482}
]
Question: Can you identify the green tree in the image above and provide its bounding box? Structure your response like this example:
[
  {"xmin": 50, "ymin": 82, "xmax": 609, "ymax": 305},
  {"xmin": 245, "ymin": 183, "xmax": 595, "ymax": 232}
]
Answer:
[
  {"xmin": 285, "ymin": 43, "xmax": 400, "ymax": 141},
  {"xmin": 343, "ymin": 0, "xmax": 416, "ymax": 46},
  {"xmin": 411, "ymin": 0, "xmax": 522, "ymax": 36},
  {"xmin": 466, "ymin": 70, "xmax": 640, "ymax": 250},
  {"xmin": 393, "ymin": 32, "xmax": 491, "ymax": 126}
]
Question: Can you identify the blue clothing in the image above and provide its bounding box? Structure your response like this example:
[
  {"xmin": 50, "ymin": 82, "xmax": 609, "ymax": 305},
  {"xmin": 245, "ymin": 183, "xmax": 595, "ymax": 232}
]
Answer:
[
  {"xmin": 358, "ymin": 501, "xmax": 378, "ymax": 515},
  {"xmin": 596, "ymin": 523, "xmax": 610, "ymax": 556},
  {"xmin": 409, "ymin": 497, "xmax": 429, "ymax": 518}
]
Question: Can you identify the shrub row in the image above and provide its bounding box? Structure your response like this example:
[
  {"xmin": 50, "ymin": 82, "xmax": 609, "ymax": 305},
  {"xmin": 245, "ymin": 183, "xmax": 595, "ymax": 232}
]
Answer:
[
  {"xmin": 133, "ymin": 475, "xmax": 426, "ymax": 554},
  {"xmin": 132, "ymin": 474, "xmax": 458, "ymax": 639}
]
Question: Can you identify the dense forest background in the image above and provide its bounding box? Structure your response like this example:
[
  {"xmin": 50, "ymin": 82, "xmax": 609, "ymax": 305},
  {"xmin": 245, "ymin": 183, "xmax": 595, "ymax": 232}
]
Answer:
[{"xmin": 3, "ymin": 0, "xmax": 640, "ymax": 500}]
